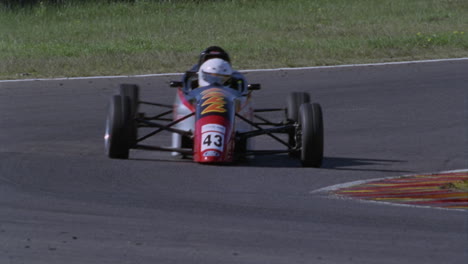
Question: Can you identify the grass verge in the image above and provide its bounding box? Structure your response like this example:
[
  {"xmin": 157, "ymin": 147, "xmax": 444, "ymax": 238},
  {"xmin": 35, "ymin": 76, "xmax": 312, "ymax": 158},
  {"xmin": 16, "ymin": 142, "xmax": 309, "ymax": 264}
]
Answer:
[{"xmin": 0, "ymin": 0, "xmax": 467, "ymax": 79}]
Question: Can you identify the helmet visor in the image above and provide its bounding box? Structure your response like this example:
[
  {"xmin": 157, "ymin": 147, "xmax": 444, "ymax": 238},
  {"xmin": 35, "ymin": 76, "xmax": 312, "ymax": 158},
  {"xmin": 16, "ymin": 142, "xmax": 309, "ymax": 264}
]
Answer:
[{"xmin": 201, "ymin": 71, "xmax": 231, "ymax": 86}]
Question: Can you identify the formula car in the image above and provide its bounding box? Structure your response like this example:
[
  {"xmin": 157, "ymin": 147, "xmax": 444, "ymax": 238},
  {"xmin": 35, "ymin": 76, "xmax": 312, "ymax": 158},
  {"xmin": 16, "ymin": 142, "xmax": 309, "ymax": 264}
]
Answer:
[{"xmin": 104, "ymin": 57, "xmax": 324, "ymax": 167}]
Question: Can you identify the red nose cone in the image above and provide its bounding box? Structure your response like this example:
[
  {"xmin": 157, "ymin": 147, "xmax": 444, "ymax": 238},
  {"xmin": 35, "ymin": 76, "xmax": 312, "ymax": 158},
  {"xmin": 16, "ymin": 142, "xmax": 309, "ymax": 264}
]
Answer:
[
  {"xmin": 198, "ymin": 150, "xmax": 224, "ymax": 163},
  {"xmin": 200, "ymin": 156, "xmax": 222, "ymax": 163}
]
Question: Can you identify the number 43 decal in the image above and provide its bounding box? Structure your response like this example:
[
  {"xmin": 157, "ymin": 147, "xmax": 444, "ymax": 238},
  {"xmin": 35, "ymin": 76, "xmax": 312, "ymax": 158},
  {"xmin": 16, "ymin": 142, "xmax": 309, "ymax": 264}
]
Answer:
[
  {"xmin": 203, "ymin": 134, "xmax": 223, "ymax": 147},
  {"xmin": 201, "ymin": 132, "xmax": 224, "ymax": 151}
]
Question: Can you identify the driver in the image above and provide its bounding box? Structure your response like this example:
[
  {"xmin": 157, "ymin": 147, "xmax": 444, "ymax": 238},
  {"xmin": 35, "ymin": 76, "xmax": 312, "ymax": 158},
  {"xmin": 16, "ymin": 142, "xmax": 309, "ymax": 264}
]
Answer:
[
  {"xmin": 189, "ymin": 46, "xmax": 245, "ymax": 91},
  {"xmin": 181, "ymin": 46, "xmax": 246, "ymax": 91},
  {"xmin": 197, "ymin": 46, "xmax": 231, "ymax": 69},
  {"xmin": 198, "ymin": 58, "xmax": 233, "ymax": 87}
]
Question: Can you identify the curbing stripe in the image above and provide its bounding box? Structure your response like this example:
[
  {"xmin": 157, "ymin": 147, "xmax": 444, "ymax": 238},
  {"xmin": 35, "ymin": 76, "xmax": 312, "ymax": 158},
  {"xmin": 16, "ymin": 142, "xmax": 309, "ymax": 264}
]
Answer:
[
  {"xmin": 311, "ymin": 169, "xmax": 468, "ymax": 211},
  {"xmin": 310, "ymin": 169, "xmax": 468, "ymax": 194}
]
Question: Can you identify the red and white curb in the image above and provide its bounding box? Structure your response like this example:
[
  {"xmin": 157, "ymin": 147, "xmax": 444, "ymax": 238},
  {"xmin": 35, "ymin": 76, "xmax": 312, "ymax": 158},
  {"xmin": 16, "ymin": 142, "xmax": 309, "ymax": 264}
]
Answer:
[{"xmin": 311, "ymin": 169, "xmax": 468, "ymax": 211}]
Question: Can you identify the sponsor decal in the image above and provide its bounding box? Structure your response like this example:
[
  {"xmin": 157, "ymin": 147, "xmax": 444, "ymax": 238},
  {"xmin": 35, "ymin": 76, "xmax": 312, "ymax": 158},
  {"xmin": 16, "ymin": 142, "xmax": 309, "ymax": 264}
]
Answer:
[
  {"xmin": 202, "ymin": 124, "xmax": 226, "ymax": 134},
  {"xmin": 200, "ymin": 88, "xmax": 226, "ymax": 115},
  {"xmin": 203, "ymin": 150, "xmax": 220, "ymax": 157}
]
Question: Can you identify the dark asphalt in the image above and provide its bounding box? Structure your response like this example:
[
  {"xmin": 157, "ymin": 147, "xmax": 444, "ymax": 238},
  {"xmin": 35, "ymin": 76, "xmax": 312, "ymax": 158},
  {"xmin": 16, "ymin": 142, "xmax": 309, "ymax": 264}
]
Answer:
[{"xmin": 0, "ymin": 60, "xmax": 467, "ymax": 264}]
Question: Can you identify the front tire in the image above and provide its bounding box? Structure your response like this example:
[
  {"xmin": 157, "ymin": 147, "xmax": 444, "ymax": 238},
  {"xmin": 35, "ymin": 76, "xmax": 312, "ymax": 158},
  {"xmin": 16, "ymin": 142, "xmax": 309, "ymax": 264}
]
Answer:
[
  {"xmin": 119, "ymin": 84, "xmax": 139, "ymax": 117},
  {"xmin": 105, "ymin": 95, "xmax": 131, "ymax": 159},
  {"xmin": 119, "ymin": 84, "xmax": 139, "ymax": 147},
  {"xmin": 299, "ymin": 103, "xmax": 324, "ymax": 167}
]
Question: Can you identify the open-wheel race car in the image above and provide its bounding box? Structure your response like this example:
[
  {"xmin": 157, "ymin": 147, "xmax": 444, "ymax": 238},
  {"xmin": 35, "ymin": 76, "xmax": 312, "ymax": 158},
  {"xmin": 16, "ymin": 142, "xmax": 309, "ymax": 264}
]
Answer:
[{"xmin": 104, "ymin": 48, "xmax": 324, "ymax": 167}]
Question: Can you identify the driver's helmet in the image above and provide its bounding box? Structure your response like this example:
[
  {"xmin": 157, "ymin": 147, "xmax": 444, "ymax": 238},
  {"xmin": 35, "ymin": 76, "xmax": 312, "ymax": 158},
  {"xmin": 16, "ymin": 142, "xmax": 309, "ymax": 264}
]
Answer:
[
  {"xmin": 198, "ymin": 58, "xmax": 232, "ymax": 87},
  {"xmin": 198, "ymin": 46, "xmax": 231, "ymax": 66}
]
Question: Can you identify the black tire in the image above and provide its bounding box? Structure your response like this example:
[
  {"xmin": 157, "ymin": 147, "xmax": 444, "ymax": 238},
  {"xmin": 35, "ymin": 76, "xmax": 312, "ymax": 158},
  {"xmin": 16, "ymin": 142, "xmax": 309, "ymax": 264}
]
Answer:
[
  {"xmin": 286, "ymin": 92, "xmax": 310, "ymax": 157},
  {"xmin": 286, "ymin": 92, "xmax": 310, "ymax": 122},
  {"xmin": 105, "ymin": 95, "xmax": 130, "ymax": 159},
  {"xmin": 119, "ymin": 84, "xmax": 139, "ymax": 118},
  {"xmin": 234, "ymin": 137, "xmax": 248, "ymax": 161},
  {"xmin": 299, "ymin": 103, "xmax": 324, "ymax": 167},
  {"xmin": 119, "ymin": 84, "xmax": 139, "ymax": 147},
  {"xmin": 181, "ymin": 135, "xmax": 193, "ymax": 149}
]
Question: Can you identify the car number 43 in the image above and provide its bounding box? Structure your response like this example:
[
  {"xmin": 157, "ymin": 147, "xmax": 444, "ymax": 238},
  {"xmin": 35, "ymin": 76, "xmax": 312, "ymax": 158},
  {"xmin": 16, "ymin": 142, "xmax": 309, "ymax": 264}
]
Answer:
[{"xmin": 201, "ymin": 132, "xmax": 224, "ymax": 151}]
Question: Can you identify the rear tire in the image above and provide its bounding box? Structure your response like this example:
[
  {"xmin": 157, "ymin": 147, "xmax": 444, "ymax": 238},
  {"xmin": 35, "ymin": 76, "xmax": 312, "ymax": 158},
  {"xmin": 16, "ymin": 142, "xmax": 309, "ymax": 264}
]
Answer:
[
  {"xmin": 286, "ymin": 92, "xmax": 310, "ymax": 157},
  {"xmin": 105, "ymin": 95, "xmax": 131, "ymax": 159},
  {"xmin": 181, "ymin": 135, "xmax": 193, "ymax": 149},
  {"xmin": 299, "ymin": 103, "xmax": 324, "ymax": 167},
  {"xmin": 286, "ymin": 92, "xmax": 310, "ymax": 122}
]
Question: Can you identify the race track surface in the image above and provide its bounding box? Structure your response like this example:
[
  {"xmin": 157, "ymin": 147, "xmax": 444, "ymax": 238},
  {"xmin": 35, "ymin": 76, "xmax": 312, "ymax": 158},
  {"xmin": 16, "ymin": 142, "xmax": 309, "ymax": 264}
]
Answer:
[{"xmin": 0, "ymin": 60, "xmax": 467, "ymax": 264}]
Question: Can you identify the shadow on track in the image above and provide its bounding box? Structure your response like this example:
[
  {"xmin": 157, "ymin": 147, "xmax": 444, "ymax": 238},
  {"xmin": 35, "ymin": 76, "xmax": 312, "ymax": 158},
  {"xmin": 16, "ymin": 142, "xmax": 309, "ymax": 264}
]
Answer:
[
  {"xmin": 322, "ymin": 157, "xmax": 411, "ymax": 173},
  {"xmin": 239, "ymin": 155, "xmax": 410, "ymax": 172},
  {"xmin": 128, "ymin": 153, "xmax": 410, "ymax": 173}
]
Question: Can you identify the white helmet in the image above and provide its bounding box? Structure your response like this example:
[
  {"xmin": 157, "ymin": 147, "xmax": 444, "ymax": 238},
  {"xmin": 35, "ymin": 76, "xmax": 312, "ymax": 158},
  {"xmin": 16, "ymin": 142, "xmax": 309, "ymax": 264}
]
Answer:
[{"xmin": 198, "ymin": 58, "xmax": 232, "ymax": 87}]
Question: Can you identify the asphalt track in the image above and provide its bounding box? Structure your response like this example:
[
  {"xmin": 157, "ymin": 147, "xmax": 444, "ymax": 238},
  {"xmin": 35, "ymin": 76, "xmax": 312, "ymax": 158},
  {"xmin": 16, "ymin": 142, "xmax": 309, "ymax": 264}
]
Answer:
[{"xmin": 0, "ymin": 60, "xmax": 467, "ymax": 264}]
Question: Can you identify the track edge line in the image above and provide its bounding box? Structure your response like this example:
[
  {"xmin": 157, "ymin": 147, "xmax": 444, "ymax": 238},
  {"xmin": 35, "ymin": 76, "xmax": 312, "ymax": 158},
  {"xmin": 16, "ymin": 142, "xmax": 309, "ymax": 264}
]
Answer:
[{"xmin": 1, "ymin": 57, "xmax": 468, "ymax": 83}]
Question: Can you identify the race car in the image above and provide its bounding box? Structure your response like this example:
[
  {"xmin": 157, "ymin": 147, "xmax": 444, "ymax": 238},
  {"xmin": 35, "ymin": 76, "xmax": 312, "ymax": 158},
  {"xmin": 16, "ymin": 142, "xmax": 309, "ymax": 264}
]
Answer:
[{"xmin": 104, "ymin": 49, "xmax": 324, "ymax": 167}]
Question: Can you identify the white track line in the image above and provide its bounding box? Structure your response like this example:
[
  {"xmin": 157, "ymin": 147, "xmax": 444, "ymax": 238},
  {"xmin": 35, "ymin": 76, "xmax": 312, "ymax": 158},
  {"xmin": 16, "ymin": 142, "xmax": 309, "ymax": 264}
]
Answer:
[
  {"xmin": 1, "ymin": 57, "xmax": 468, "ymax": 83},
  {"xmin": 243, "ymin": 57, "xmax": 468, "ymax": 72},
  {"xmin": 337, "ymin": 195, "xmax": 467, "ymax": 212}
]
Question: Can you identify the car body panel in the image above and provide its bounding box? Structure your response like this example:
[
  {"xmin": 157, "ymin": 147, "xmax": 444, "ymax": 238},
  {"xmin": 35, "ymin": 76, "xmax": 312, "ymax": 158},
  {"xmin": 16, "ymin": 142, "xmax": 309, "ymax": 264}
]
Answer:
[{"xmin": 173, "ymin": 83, "xmax": 252, "ymax": 163}]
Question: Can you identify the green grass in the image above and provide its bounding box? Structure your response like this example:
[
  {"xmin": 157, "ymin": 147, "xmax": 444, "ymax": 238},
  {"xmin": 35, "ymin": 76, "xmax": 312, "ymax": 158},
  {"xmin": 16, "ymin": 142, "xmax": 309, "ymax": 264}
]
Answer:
[{"xmin": 1, "ymin": 0, "xmax": 467, "ymax": 79}]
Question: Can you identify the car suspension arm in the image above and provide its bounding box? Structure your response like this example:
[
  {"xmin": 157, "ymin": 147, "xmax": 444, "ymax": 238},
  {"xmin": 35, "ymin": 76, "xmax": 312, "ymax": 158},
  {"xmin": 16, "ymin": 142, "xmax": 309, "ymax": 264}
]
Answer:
[
  {"xmin": 142, "ymin": 109, "xmax": 173, "ymax": 121},
  {"xmin": 253, "ymin": 108, "xmax": 284, "ymax": 112},
  {"xmin": 135, "ymin": 145, "xmax": 192, "ymax": 155},
  {"xmin": 253, "ymin": 114, "xmax": 285, "ymax": 126},
  {"xmin": 238, "ymin": 125, "xmax": 294, "ymax": 139},
  {"xmin": 138, "ymin": 120, "xmax": 192, "ymax": 136},
  {"xmin": 139, "ymin": 101, "xmax": 172, "ymax": 108},
  {"xmin": 235, "ymin": 113, "xmax": 292, "ymax": 148},
  {"xmin": 136, "ymin": 112, "xmax": 194, "ymax": 142}
]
